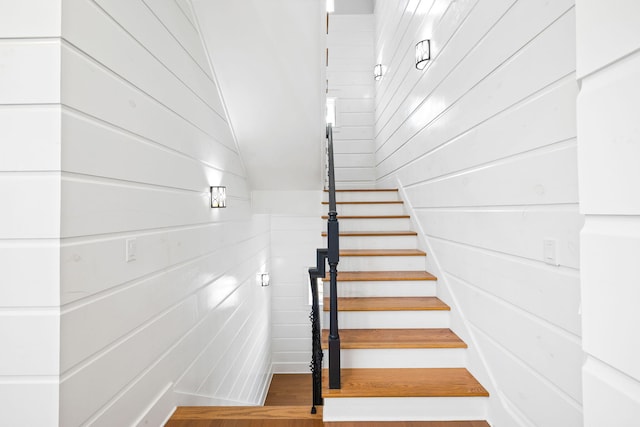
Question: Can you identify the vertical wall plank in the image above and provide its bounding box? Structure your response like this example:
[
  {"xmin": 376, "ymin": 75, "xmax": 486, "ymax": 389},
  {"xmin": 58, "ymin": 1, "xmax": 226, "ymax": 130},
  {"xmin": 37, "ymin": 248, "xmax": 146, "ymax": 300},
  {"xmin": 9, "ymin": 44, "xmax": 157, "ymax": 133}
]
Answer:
[{"xmin": 577, "ymin": 1, "xmax": 640, "ymax": 425}]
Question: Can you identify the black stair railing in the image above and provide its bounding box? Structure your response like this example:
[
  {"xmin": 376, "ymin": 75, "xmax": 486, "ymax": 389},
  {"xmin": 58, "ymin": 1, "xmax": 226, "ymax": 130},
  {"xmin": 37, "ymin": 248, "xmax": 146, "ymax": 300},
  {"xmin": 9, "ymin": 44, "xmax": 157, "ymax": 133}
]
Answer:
[{"xmin": 308, "ymin": 123, "xmax": 340, "ymax": 414}]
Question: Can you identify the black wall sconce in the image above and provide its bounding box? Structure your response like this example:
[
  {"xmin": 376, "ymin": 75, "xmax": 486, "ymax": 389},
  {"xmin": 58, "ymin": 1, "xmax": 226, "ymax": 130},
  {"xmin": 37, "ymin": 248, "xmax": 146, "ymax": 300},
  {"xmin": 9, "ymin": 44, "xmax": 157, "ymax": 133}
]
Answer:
[
  {"xmin": 374, "ymin": 64, "xmax": 383, "ymax": 81},
  {"xmin": 210, "ymin": 186, "xmax": 226, "ymax": 208},
  {"xmin": 415, "ymin": 39, "xmax": 431, "ymax": 70},
  {"xmin": 260, "ymin": 273, "xmax": 270, "ymax": 287}
]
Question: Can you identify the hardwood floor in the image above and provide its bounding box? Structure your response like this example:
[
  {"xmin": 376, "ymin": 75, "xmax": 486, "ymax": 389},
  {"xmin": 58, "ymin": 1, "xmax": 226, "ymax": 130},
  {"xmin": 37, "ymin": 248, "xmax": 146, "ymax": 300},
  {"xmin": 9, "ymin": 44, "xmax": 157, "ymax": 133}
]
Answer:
[
  {"xmin": 165, "ymin": 374, "xmax": 490, "ymax": 426},
  {"xmin": 167, "ymin": 406, "xmax": 322, "ymax": 427},
  {"xmin": 264, "ymin": 374, "xmax": 315, "ymax": 406}
]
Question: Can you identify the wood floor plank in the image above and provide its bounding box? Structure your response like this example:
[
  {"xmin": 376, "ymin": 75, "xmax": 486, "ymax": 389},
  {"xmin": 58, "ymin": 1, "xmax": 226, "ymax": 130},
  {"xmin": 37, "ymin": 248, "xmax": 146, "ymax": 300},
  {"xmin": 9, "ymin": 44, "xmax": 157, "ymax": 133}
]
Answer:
[
  {"xmin": 322, "ymin": 368, "xmax": 489, "ymax": 398},
  {"xmin": 340, "ymin": 249, "xmax": 425, "ymax": 257},
  {"xmin": 321, "ymin": 328, "xmax": 467, "ymax": 349},
  {"xmin": 169, "ymin": 406, "xmax": 322, "ymax": 420},
  {"xmin": 166, "ymin": 419, "xmax": 322, "ymax": 427},
  {"xmin": 264, "ymin": 374, "xmax": 314, "ymax": 406},
  {"xmin": 323, "ymin": 297, "xmax": 450, "ymax": 312},
  {"xmin": 326, "ymin": 271, "xmax": 437, "ymax": 281}
]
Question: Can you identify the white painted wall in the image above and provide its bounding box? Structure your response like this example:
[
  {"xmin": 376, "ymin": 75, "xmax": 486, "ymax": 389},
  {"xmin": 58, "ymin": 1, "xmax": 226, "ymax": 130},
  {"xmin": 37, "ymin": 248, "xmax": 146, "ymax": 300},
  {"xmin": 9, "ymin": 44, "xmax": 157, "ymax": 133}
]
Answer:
[
  {"xmin": 374, "ymin": 0, "xmax": 582, "ymax": 425},
  {"xmin": 191, "ymin": 0, "xmax": 325, "ymax": 191},
  {"xmin": 1, "ymin": 0, "xmax": 273, "ymax": 425},
  {"xmin": 334, "ymin": 0, "xmax": 374, "ymax": 15},
  {"xmin": 576, "ymin": 1, "xmax": 640, "ymax": 425},
  {"xmin": 252, "ymin": 191, "xmax": 323, "ymax": 373},
  {"xmin": 0, "ymin": 1, "xmax": 62, "ymax": 425},
  {"xmin": 328, "ymin": 14, "xmax": 376, "ymax": 188}
]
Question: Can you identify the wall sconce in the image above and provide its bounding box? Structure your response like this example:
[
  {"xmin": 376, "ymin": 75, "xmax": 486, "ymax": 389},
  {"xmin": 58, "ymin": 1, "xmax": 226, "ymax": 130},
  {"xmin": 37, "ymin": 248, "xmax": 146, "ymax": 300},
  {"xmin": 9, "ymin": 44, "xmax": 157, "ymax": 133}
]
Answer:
[
  {"xmin": 374, "ymin": 64, "xmax": 383, "ymax": 81},
  {"xmin": 415, "ymin": 39, "xmax": 431, "ymax": 70},
  {"xmin": 260, "ymin": 273, "xmax": 270, "ymax": 287},
  {"xmin": 210, "ymin": 186, "xmax": 226, "ymax": 208}
]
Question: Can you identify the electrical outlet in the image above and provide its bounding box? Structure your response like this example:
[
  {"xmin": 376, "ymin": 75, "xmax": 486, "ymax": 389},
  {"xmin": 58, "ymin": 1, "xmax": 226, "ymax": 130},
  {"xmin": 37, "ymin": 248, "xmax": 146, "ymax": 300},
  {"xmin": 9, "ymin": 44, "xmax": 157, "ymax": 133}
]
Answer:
[
  {"xmin": 126, "ymin": 238, "xmax": 137, "ymax": 262},
  {"xmin": 543, "ymin": 239, "xmax": 558, "ymax": 266}
]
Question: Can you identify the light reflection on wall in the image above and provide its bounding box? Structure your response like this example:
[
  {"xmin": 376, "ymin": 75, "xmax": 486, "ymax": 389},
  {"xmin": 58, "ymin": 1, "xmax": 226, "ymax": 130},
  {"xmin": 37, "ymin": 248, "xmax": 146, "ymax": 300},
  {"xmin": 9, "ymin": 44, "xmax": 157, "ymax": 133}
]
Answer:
[
  {"xmin": 408, "ymin": 96, "xmax": 448, "ymax": 133},
  {"xmin": 206, "ymin": 275, "xmax": 239, "ymax": 310}
]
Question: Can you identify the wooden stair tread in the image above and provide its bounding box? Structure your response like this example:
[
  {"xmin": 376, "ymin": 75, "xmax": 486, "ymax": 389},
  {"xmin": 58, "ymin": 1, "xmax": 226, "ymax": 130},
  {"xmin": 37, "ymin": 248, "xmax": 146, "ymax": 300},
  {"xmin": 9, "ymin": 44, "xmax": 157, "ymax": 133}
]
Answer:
[
  {"xmin": 168, "ymin": 406, "xmax": 322, "ymax": 420},
  {"xmin": 322, "ymin": 230, "xmax": 418, "ymax": 237},
  {"xmin": 322, "ymin": 215, "xmax": 410, "ymax": 219},
  {"xmin": 323, "ymin": 297, "xmax": 449, "ymax": 311},
  {"xmin": 167, "ymin": 407, "xmax": 488, "ymax": 427},
  {"xmin": 322, "ymin": 201, "xmax": 403, "ymax": 205},
  {"xmin": 322, "ymin": 368, "xmax": 489, "ymax": 398},
  {"xmin": 340, "ymin": 249, "xmax": 425, "ymax": 256},
  {"xmin": 326, "ymin": 421, "xmax": 490, "ymax": 427},
  {"xmin": 325, "ymin": 189, "xmax": 398, "ymax": 192},
  {"xmin": 326, "ymin": 270, "xmax": 437, "ymax": 281},
  {"xmin": 321, "ymin": 328, "xmax": 467, "ymax": 349}
]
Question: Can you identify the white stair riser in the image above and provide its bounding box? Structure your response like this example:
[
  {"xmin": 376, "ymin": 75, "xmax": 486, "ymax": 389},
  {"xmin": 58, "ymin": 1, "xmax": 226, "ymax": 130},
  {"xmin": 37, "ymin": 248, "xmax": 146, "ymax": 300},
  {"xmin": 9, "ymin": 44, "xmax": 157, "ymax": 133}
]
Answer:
[
  {"xmin": 331, "ymin": 218, "xmax": 412, "ymax": 231},
  {"xmin": 325, "ymin": 235, "xmax": 418, "ymax": 249},
  {"xmin": 322, "ymin": 348, "xmax": 466, "ymax": 369},
  {"xmin": 332, "ymin": 204, "xmax": 405, "ymax": 216},
  {"xmin": 323, "ymin": 310, "xmax": 450, "ymax": 329},
  {"xmin": 323, "ymin": 396, "xmax": 489, "ymax": 422},
  {"xmin": 339, "ymin": 256, "xmax": 425, "ymax": 271},
  {"xmin": 325, "ymin": 192, "xmax": 400, "ymax": 202},
  {"xmin": 329, "ymin": 281, "xmax": 437, "ymax": 297}
]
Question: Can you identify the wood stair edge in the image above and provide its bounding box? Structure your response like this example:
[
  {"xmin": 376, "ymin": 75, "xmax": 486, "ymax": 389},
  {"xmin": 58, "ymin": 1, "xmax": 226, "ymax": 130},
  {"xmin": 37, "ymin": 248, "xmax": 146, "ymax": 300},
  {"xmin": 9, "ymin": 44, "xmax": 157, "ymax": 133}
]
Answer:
[
  {"xmin": 320, "ymin": 328, "xmax": 468, "ymax": 349},
  {"xmin": 324, "ymin": 189, "xmax": 398, "ymax": 192},
  {"xmin": 322, "ymin": 201, "xmax": 404, "ymax": 205},
  {"xmin": 325, "ymin": 422, "xmax": 490, "ymax": 427},
  {"xmin": 340, "ymin": 249, "xmax": 426, "ymax": 256},
  {"xmin": 323, "ymin": 270, "xmax": 437, "ymax": 281},
  {"xmin": 169, "ymin": 406, "xmax": 322, "ymax": 420},
  {"xmin": 322, "ymin": 231, "xmax": 418, "ymax": 237},
  {"xmin": 321, "ymin": 368, "xmax": 489, "ymax": 398},
  {"xmin": 322, "ymin": 296, "xmax": 450, "ymax": 312},
  {"xmin": 321, "ymin": 215, "xmax": 411, "ymax": 219}
]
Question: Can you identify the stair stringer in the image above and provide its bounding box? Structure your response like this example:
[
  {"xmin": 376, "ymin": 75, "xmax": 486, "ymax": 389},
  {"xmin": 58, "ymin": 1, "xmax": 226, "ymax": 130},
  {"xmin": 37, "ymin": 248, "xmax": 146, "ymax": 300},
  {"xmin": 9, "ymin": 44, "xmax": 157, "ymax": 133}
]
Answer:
[{"xmin": 392, "ymin": 176, "xmax": 531, "ymax": 427}]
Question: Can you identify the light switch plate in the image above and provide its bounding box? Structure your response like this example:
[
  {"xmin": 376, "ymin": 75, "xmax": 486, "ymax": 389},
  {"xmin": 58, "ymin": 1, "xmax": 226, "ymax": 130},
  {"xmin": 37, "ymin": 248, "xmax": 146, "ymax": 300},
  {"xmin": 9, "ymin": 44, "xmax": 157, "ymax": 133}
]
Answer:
[
  {"xmin": 543, "ymin": 239, "xmax": 558, "ymax": 266},
  {"xmin": 126, "ymin": 238, "xmax": 137, "ymax": 262}
]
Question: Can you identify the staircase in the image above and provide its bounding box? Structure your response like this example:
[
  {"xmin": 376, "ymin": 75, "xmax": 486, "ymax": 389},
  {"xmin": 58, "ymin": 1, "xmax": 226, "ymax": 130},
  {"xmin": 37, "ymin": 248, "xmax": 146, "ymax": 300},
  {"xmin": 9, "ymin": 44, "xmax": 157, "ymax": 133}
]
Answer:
[
  {"xmin": 165, "ymin": 188, "xmax": 491, "ymax": 426},
  {"xmin": 320, "ymin": 189, "xmax": 490, "ymax": 424}
]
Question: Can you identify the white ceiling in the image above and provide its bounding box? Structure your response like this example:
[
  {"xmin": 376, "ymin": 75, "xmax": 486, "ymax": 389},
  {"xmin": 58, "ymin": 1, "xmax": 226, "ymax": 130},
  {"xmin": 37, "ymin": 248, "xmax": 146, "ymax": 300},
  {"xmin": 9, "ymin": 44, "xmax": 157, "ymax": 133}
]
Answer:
[
  {"xmin": 191, "ymin": 0, "xmax": 325, "ymax": 191},
  {"xmin": 334, "ymin": 0, "xmax": 374, "ymax": 14}
]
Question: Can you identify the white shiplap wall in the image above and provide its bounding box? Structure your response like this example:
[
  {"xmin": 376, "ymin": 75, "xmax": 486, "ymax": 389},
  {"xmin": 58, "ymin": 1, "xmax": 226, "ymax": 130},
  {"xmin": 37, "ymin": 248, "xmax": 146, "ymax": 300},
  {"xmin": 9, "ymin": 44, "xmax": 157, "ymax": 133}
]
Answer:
[
  {"xmin": 374, "ymin": 0, "xmax": 582, "ymax": 425},
  {"xmin": 328, "ymin": 14, "xmax": 376, "ymax": 188},
  {"xmin": 0, "ymin": 1, "xmax": 62, "ymax": 425},
  {"xmin": 252, "ymin": 191, "xmax": 323, "ymax": 373},
  {"xmin": 577, "ymin": 1, "xmax": 640, "ymax": 425},
  {"xmin": 1, "ymin": 0, "xmax": 273, "ymax": 425}
]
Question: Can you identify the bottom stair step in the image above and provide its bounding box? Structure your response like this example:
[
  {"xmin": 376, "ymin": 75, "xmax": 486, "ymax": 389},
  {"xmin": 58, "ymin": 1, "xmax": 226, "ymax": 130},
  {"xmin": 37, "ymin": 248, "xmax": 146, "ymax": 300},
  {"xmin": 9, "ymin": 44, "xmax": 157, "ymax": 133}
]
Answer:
[{"xmin": 322, "ymin": 368, "xmax": 489, "ymax": 422}]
